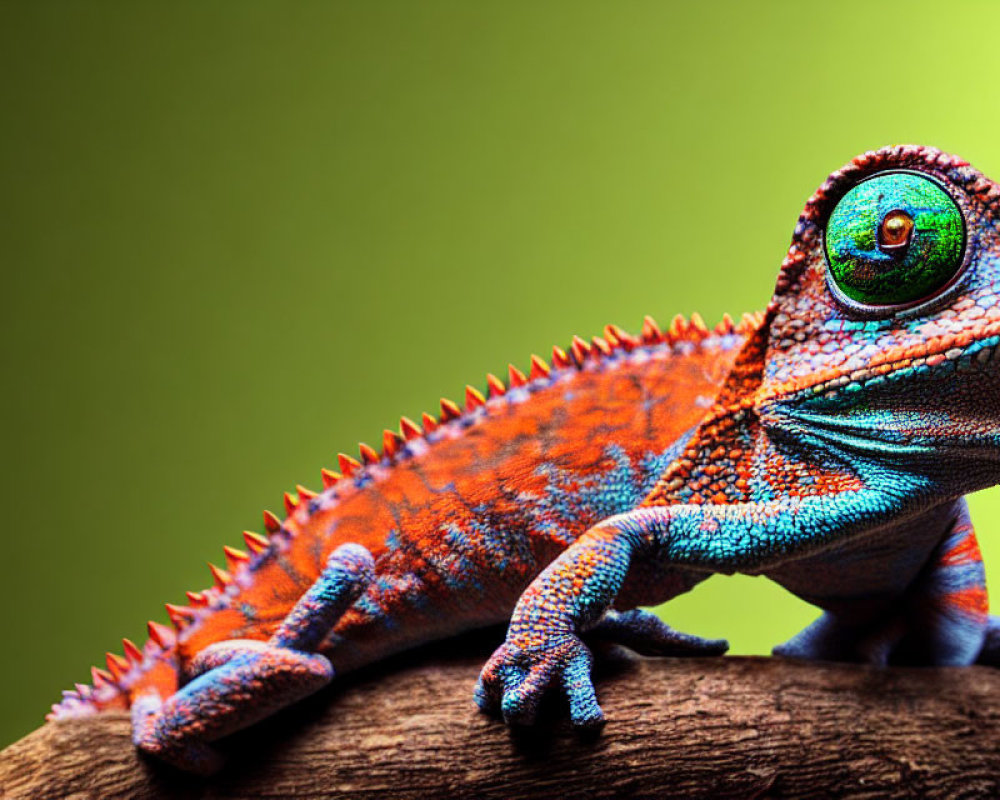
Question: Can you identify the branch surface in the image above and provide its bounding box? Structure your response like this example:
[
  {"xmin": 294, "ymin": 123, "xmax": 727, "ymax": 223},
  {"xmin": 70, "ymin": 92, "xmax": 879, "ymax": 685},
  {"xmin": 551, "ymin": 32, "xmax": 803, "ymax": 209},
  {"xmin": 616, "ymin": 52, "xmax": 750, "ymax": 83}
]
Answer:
[{"xmin": 2, "ymin": 643, "xmax": 998, "ymax": 799}]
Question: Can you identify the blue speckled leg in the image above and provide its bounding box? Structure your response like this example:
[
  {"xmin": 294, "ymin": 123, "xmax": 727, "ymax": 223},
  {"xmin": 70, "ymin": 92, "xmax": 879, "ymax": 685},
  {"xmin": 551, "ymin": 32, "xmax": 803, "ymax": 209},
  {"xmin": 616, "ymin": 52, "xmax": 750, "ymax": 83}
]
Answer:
[
  {"xmin": 475, "ymin": 523, "xmax": 642, "ymax": 729},
  {"xmin": 476, "ymin": 485, "xmax": 956, "ymax": 728},
  {"xmin": 475, "ymin": 515, "xmax": 727, "ymax": 729},
  {"xmin": 133, "ymin": 543, "xmax": 374, "ymax": 774}
]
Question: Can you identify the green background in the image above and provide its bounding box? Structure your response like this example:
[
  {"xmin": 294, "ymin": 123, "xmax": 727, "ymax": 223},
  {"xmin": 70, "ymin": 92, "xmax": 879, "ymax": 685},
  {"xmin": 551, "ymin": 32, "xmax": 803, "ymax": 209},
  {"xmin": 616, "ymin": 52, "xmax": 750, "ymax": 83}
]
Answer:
[{"xmin": 3, "ymin": 1, "xmax": 1000, "ymax": 749}]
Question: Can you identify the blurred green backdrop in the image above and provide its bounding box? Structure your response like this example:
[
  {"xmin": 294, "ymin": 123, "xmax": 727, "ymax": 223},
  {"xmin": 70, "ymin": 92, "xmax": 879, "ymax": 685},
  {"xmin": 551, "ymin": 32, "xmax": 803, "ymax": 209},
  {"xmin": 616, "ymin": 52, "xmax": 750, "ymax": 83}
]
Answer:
[{"xmin": 4, "ymin": 1, "xmax": 1000, "ymax": 749}]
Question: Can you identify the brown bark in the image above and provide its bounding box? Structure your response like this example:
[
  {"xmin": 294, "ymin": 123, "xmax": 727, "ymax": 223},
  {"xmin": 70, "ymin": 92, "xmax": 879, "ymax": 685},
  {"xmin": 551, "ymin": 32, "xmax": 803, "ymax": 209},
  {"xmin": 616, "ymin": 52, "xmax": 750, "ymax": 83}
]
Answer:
[{"xmin": 2, "ymin": 644, "xmax": 998, "ymax": 799}]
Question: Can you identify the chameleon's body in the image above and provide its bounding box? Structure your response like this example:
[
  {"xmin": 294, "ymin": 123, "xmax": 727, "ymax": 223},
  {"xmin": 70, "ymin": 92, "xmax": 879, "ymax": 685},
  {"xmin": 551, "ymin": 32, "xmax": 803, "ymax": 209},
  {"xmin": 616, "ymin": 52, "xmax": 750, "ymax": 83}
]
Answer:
[{"xmin": 49, "ymin": 146, "xmax": 1000, "ymax": 773}]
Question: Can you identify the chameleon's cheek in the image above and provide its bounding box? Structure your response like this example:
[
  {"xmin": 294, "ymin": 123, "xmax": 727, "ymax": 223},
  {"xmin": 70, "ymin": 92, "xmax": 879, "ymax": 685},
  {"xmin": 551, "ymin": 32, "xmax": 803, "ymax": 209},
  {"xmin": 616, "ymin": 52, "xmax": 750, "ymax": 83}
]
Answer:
[{"xmin": 824, "ymin": 171, "xmax": 966, "ymax": 309}]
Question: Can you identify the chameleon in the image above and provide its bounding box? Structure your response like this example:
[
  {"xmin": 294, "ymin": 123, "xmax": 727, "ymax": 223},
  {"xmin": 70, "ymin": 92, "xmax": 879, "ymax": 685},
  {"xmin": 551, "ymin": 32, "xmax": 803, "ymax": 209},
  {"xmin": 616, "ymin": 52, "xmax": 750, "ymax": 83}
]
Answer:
[{"xmin": 47, "ymin": 144, "xmax": 1000, "ymax": 774}]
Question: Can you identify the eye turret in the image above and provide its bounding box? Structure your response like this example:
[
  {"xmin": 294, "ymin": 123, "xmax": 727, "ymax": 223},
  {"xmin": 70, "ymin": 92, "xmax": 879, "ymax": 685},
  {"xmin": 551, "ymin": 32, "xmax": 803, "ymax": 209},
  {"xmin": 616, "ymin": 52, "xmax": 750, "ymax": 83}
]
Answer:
[{"xmin": 824, "ymin": 171, "xmax": 965, "ymax": 308}]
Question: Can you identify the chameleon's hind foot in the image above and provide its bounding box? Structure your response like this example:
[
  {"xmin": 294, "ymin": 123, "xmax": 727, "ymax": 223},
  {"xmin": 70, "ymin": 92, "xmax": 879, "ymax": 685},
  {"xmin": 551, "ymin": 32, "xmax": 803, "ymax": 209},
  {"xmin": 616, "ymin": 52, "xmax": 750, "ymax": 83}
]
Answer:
[
  {"xmin": 773, "ymin": 606, "xmax": 990, "ymax": 667},
  {"xmin": 132, "ymin": 642, "xmax": 333, "ymax": 774},
  {"xmin": 133, "ymin": 543, "xmax": 374, "ymax": 773},
  {"xmin": 132, "ymin": 692, "xmax": 223, "ymax": 774},
  {"xmin": 777, "ymin": 506, "xmax": 992, "ymax": 668},
  {"xmin": 587, "ymin": 609, "xmax": 729, "ymax": 658},
  {"xmin": 977, "ymin": 615, "xmax": 1000, "ymax": 666},
  {"xmin": 772, "ymin": 612, "xmax": 904, "ymax": 666}
]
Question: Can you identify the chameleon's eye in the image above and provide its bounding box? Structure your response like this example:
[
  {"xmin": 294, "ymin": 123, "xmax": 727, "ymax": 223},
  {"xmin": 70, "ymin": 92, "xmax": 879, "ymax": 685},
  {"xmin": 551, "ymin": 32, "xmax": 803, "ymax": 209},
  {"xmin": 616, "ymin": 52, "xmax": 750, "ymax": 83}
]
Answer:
[{"xmin": 824, "ymin": 171, "xmax": 965, "ymax": 307}]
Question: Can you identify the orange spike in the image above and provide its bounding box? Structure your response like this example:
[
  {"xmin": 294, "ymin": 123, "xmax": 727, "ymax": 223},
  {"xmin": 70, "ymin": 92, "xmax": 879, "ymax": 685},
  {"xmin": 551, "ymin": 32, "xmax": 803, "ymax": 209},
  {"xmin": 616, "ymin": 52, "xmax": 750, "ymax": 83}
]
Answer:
[
  {"xmin": 359, "ymin": 442, "xmax": 379, "ymax": 464},
  {"xmin": 283, "ymin": 492, "xmax": 299, "ymax": 514},
  {"xmin": 668, "ymin": 314, "xmax": 688, "ymax": 340},
  {"xmin": 689, "ymin": 312, "xmax": 708, "ymax": 335},
  {"xmin": 186, "ymin": 590, "xmax": 209, "ymax": 607},
  {"xmin": 147, "ymin": 620, "xmax": 176, "ymax": 649},
  {"xmin": 421, "ymin": 412, "xmax": 439, "ymax": 433},
  {"xmin": 641, "ymin": 315, "xmax": 662, "ymax": 343},
  {"xmin": 508, "ymin": 364, "xmax": 527, "ymax": 388},
  {"xmin": 208, "ymin": 563, "xmax": 233, "ymax": 588},
  {"xmin": 739, "ymin": 312, "xmax": 758, "ymax": 332},
  {"xmin": 529, "ymin": 354, "xmax": 550, "ymax": 380},
  {"xmin": 605, "ymin": 323, "xmax": 637, "ymax": 351},
  {"xmin": 716, "ymin": 312, "xmax": 735, "ymax": 334},
  {"xmin": 243, "ymin": 530, "xmax": 269, "ymax": 554},
  {"xmin": 591, "ymin": 336, "xmax": 612, "ymax": 357},
  {"xmin": 321, "ymin": 468, "xmax": 341, "ymax": 488},
  {"xmin": 551, "ymin": 345, "xmax": 571, "ymax": 369},
  {"xmin": 400, "ymin": 416, "xmax": 422, "ymax": 440},
  {"xmin": 338, "ymin": 452, "xmax": 361, "ymax": 476},
  {"xmin": 383, "ymin": 429, "xmax": 402, "ymax": 458},
  {"xmin": 465, "ymin": 385, "xmax": 486, "ymax": 410},
  {"xmin": 91, "ymin": 666, "xmax": 113, "ymax": 687},
  {"xmin": 165, "ymin": 603, "xmax": 195, "ymax": 629},
  {"xmin": 263, "ymin": 509, "xmax": 282, "ymax": 534},
  {"xmin": 296, "ymin": 485, "xmax": 317, "ymax": 502},
  {"xmin": 223, "ymin": 545, "xmax": 249, "ymax": 570},
  {"xmin": 106, "ymin": 652, "xmax": 129, "ymax": 681},
  {"xmin": 122, "ymin": 638, "xmax": 143, "ymax": 664},
  {"xmin": 440, "ymin": 398, "xmax": 462, "ymax": 421},
  {"xmin": 486, "ymin": 374, "xmax": 506, "ymax": 398},
  {"xmin": 571, "ymin": 335, "xmax": 591, "ymax": 365}
]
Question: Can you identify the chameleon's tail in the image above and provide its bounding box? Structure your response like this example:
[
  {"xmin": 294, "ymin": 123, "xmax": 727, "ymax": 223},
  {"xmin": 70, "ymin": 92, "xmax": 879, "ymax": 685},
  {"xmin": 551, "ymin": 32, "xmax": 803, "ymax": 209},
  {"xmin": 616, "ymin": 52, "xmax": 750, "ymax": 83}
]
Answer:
[
  {"xmin": 46, "ymin": 511, "xmax": 296, "ymax": 721},
  {"xmin": 47, "ymin": 619, "xmax": 182, "ymax": 720}
]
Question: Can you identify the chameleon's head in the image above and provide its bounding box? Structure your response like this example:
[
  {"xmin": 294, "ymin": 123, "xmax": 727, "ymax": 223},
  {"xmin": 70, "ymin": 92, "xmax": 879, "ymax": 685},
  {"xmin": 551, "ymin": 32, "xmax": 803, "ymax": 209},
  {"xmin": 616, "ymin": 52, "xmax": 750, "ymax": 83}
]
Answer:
[{"xmin": 756, "ymin": 145, "xmax": 1000, "ymax": 492}]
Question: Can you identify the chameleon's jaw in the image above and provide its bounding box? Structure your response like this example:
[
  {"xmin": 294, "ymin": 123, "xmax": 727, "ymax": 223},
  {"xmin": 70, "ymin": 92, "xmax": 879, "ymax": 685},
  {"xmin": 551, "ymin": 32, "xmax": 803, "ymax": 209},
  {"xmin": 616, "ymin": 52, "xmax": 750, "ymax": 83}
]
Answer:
[
  {"xmin": 762, "ymin": 320, "xmax": 1000, "ymax": 494},
  {"xmin": 771, "ymin": 321, "xmax": 1000, "ymax": 407}
]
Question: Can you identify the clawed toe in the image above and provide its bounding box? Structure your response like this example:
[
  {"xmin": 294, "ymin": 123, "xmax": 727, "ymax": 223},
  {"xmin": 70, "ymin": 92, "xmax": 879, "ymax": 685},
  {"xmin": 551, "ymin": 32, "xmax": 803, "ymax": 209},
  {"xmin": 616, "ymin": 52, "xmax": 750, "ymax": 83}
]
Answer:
[{"xmin": 476, "ymin": 636, "xmax": 602, "ymax": 728}]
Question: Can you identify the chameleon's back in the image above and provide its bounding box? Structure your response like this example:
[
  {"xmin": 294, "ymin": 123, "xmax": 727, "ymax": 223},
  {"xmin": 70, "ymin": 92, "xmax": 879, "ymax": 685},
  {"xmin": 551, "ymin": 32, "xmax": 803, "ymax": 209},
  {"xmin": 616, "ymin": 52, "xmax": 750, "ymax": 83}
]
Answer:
[{"xmin": 50, "ymin": 315, "xmax": 756, "ymax": 718}]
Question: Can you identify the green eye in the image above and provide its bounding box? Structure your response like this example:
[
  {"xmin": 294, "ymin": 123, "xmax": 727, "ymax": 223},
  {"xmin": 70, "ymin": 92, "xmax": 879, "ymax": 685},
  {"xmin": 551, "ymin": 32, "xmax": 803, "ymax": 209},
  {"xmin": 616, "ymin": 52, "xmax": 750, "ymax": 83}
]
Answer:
[{"xmin": 824, "ymin": 171, "xmax": 965, "ymax": 307}]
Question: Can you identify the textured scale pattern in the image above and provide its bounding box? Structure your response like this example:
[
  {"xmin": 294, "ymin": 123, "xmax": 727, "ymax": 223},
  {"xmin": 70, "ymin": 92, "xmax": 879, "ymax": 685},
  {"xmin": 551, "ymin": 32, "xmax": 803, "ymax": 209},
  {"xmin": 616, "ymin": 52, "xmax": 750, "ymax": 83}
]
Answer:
[{"xmin": 48, "ymin": 145, "xmax": 1000, "ymax": 774}]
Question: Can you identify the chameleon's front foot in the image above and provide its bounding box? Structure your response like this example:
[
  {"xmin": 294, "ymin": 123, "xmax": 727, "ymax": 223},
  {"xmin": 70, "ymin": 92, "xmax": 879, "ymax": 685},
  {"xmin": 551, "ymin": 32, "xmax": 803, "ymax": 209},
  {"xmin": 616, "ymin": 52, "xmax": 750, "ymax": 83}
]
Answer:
[
  {"xmin": 475, "ymin": 611, "xmax": 727, "ymax": 729},
  {"xmin": 475, "ymin": 511, "xmax": 726, "ymax": 730},
  {"xmin": 133, "ymin": 543, "xmax": 374, "ymax": 774},
  {"xmin": 475, "ymin": 634, "xmax": 603, "ymax": 728}
]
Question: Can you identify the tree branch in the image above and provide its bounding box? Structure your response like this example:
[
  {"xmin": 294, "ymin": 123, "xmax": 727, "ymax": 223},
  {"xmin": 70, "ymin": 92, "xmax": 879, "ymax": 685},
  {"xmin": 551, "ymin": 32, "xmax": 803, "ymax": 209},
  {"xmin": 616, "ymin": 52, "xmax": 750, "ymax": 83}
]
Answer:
[{"xmin": 2, "ymin": 641, "xmax": 998, "ymax": 799}]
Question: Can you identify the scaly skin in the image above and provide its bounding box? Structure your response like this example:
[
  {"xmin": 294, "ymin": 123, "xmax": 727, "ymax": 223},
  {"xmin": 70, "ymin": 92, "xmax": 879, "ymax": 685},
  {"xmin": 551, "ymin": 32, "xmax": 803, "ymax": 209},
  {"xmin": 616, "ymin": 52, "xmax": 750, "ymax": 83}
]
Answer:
[{"xmin": 49, "ymin": 145, "xmax": 1000, "ymax": 773}]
